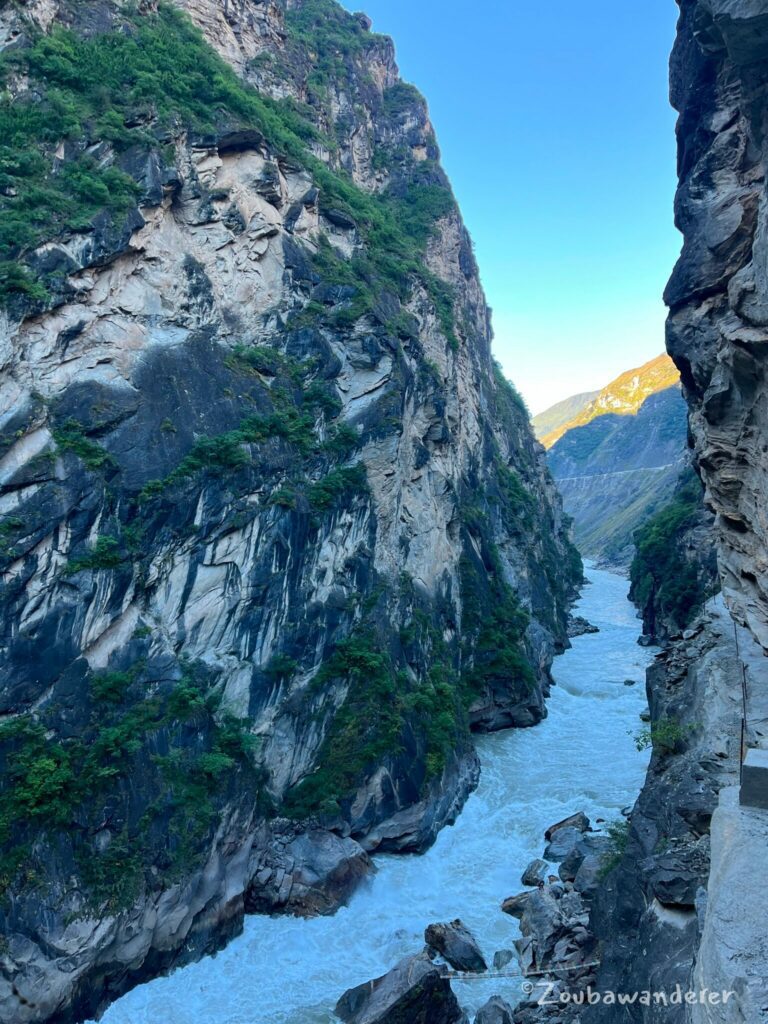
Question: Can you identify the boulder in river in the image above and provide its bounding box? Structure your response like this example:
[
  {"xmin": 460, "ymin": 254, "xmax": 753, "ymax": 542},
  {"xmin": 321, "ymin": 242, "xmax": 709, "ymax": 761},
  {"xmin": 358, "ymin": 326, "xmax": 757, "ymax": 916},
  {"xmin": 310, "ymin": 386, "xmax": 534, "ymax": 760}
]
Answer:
[
  {"xmin": 492, "ymin": 949, "xmax": 515, "ymax": 970},
  {"xmin": 425, "ymin": 919, "xmax": 487, "ymax": 973},
  {"xmin": 335, "ymin": 952, "xmax": 466, "ymax": 1024},
  {"xmin": 501, "ymin": 891, "xmax": 531, "ymax": 918},
  {"xmin": 543, "ymin": 826, "xmax": 582, "ymax": 862},
  {"xmin": 544, "ymin": 812, "xmax": 590, "ymax": 841},
  {"xmin": 558, "ymin": 835, "xmax": 611, "ymax": 884},
  {"xmin": 521, "ymin": 858, "xmax": 549, "ymax": 887},
  {"xmin": 567, "ymin": 615, "xmax": 600, "ymax": 638},
  {"xmin": 474, "ymin": 995, "xmax": 515, "ymax": 1023}
]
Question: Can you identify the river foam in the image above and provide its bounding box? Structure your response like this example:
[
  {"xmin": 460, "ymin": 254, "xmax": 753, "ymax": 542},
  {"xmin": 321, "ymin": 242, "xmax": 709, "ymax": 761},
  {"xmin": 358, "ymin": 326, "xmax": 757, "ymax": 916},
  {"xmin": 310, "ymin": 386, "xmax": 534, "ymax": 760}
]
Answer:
[{"xmin": 96, "ymin": 565, "xmax": 654, "ymax": 1023}]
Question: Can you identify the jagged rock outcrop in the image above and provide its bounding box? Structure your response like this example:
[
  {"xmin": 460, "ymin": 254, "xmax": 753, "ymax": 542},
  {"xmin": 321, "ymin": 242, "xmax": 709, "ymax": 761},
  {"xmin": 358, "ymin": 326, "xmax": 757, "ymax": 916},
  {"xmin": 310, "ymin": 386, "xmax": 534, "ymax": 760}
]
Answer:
[
  {"xmin": 587, "ymin": 597, "xmax": 744, "ymax": 1023},
  {"xmin": 666, "ymin": 0, "xmax": 768, "ymax": 653},
  {"xmin": 0, "ymin": 1, "xmax": 580, "ymax": 1021}
]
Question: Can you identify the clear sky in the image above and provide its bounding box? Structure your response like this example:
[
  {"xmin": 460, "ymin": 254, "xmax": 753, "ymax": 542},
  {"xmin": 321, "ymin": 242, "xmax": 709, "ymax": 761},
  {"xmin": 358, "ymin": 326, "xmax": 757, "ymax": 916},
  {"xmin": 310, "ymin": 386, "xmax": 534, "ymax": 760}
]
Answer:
[{"xmin": 341, "ymin": 0, "xmax": 682, "ymax": 414}]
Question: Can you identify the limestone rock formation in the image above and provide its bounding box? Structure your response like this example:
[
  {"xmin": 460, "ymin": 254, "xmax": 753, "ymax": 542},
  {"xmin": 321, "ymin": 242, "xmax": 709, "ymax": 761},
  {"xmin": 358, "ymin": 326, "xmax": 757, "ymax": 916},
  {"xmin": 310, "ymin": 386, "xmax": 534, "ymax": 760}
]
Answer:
[
  {"xmin": 0, "ymin": 1, "xmax": 581, "ymax": 1020},
  {"xmin": 666, "ymin": 0, "xmax": 768, "ymax": 652},
  {"xmin": 587, "ymin": 597, "xmax": 745, "ymax": 1024}
]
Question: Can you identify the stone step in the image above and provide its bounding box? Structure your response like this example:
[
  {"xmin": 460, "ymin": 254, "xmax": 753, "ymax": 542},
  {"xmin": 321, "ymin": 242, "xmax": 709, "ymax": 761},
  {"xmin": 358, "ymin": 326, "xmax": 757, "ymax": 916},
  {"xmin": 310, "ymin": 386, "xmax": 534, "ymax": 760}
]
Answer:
[{"xmin": 740, "ymin": 748, "xmax": 768, "ymax": 810}]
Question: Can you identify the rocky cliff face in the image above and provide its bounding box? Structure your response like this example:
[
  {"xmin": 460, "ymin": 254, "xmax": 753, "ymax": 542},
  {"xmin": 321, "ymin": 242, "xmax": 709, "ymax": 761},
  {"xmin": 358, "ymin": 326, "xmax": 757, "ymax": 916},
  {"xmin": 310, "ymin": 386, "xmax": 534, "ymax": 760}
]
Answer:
[
  {"xmin": 666, "ymin": 0, "xmax": 768, "ymax": 654},
  {"xmin": 588, "ymin": 597, "xmax": 745, "ymax": 1024},
  {"xmin": 585, "ymin": 3, "xmax": 768, "ymax": 1017},
  {"xmin": 0, "ymin": 2, "xmax": 580, "ymax": 1021}
]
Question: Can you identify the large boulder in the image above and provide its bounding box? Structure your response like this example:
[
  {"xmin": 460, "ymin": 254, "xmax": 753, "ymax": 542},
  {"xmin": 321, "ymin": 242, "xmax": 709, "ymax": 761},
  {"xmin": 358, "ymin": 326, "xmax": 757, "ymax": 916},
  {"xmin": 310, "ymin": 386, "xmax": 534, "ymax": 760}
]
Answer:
[
  {"xmin": 543, "ymin": 826, "xmax": 582, "ymax": 862},
  {"xmin": 335, "ymin": 952, "xmax": 466, "ymax": 1024},
  {"xmin": 492, "ymin": 949, "xmax": 514, "ymax": 970},
  {"xmin": 474, "ymin": 996, "xmax": 515, "ymax": 1024},
  {"xmin": 567, "ymin": 615, "xmax": 599, "ymax": 638},
  {"xmin": 501, "ymin": 891, "xmax": 531, "ymax": 919},
  {"xmin": 246, "ymin": 829, "xmax": 372, "ymax": 916},
  {"xmin": 520, "ymin": 858, "xmax": 549, "ymax": 887},
  {"xmin": 425, "ymin": 920, "xmax": 488, "ymax": 973},
  {"xmin": 558, "ymin": 835, "xmax": 611, "ymax": 885},
  {"xmin": 544, "ymin": 812, "xmax": 591, "ymax": 841}
]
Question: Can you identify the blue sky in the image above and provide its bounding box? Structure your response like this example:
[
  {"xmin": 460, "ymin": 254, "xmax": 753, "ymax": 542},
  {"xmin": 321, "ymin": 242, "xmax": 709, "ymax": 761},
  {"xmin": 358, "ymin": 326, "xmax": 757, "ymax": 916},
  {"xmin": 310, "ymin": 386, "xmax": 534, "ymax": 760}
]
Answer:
[{"xmin": 342, "ymin": 0, "xmax": 682, "ymax": 414}]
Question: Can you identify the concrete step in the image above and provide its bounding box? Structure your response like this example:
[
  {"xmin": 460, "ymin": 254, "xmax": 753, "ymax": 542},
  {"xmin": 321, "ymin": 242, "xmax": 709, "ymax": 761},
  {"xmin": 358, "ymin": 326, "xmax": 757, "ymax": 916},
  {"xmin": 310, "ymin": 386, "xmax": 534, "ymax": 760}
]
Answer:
[{"xmin": 740, "ymin": 747, "xmax": 768, "ymax": 810}]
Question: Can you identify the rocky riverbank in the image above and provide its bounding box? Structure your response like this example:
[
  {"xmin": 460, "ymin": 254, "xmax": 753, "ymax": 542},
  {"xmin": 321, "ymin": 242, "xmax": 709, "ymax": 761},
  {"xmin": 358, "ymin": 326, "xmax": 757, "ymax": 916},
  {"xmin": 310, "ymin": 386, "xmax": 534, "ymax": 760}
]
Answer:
[
  {"xmin": 329, "ymin": 810, "xmax": 620, "ymax": 1024},
  {"xmin": 326, "ymin": 586, "xmax": 758, "ymax": 1024}
]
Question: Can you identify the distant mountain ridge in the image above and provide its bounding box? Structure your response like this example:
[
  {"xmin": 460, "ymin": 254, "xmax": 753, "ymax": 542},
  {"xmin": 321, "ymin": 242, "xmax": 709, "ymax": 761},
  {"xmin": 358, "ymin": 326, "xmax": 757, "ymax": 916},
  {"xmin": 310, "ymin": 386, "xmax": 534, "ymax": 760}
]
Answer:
[
  {"xmin": 543, "ymin": 353, "xmax": 689, "ymax": 568},
  {"xmin": 548, "ymin": 387, "xmax": 689, "ymax": 566},
  {"xmin": 536, "ymin": 353, "xmax": 680, "ymax": 449},
  {"xmin": 532, "ymin": 391, "xmax": 599, "ymax": 442}
]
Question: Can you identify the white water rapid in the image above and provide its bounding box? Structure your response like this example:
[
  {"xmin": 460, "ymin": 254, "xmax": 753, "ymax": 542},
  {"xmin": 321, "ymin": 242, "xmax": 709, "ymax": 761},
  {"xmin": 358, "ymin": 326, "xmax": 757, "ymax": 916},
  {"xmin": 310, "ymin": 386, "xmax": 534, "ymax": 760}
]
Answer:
[{"xmin": 97, "ymin": 565, "xmax": 655, "ymax": 1023}]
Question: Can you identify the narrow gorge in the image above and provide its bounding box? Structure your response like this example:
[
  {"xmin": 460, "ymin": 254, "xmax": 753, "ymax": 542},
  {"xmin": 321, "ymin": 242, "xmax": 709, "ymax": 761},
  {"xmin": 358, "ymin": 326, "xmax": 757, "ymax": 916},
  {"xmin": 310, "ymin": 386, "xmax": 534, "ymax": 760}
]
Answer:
[{"xmin": 1, "ymin": 2, "xmax": 766, "ymax": 1024}]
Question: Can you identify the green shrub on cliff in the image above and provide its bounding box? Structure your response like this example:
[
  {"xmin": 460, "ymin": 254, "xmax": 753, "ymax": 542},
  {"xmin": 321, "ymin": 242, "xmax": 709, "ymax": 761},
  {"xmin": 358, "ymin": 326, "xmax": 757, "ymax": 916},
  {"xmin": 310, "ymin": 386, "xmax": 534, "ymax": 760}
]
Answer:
[
  {"xmin": 282, "ymin": 633, "xmax": 404, "ymax": 818},
  {"xmin": 2, "ymin": 2, "xmax": 460, "ymax": 345},
  {"xmin": 629, "ymin": 469, "xmax": 712, "ymax": 633},
  {"xmin": 0, "ymin": 667, "xmax": 259, "ymax": 907}
]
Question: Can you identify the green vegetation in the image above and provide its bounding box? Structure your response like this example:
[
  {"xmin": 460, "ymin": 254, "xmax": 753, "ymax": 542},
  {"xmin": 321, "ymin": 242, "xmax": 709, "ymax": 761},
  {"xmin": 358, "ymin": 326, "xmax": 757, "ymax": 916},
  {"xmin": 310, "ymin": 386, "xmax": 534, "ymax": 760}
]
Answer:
[
  {"xmin": 459, "ymin": 522, "xmax": 536, "ymax": 704},
  {"xmin": 2, "ymin": 1, "xmax": 460, "ymax": 348},
  {"xmin": 65, "ymin": 536, "xmax": 126, "ymax": 575},
  {"xmin": 406, "ymin": 659, "xmax": 466, "ymax": 780},
  {"xmin": 283, "ymin": 613, "xmax": 470, "ymax": 820},
  {"xmin": 462, "ymin": 571, "xmax": 535, "ymax": 700},
  {"xmin": 0, "ymin": 1, "xmax": 311, "ymax": 308},
  {"xmin": 225, "ymin": 345, "xmax": 288, "ymax": 378},
  {"xmin": 599, "ymin": 818, "xmax": 630, "ymax": 878},
  {"xmin": 264, "ymin": 654, "xmax": 298, "ymax": 681},
  {"xmin": 140, "ymin": 408, "xmax": 317, "ymax": 500},
  {"xmin": 383, "ymin": 82, "xmax": 424, "ymax": 119},
  {"xmin": 634, "ymin": 716, "xmax": 697, "ymax": 754},
  {"xmin": 283, "ymin": 633, "xmax": 404, "ymax": 818},
  {"xmin": 307, "ymin": 463, "xmax": 369, "ymax": 511},
  {"xmin": 629, "ymin": 470, "xmax": 711, "ymax": 632},
  {"xmin": 0, "ymin": 516, "xmax": 24, "ymax": 560},
  {"xmin": 53, "ymin": 419, "xmax": 114, "ymax": 470},
  {"xmin": 0, "ymin": 665, "xmax": 259, "ymax": 908},
  {"xmin": 287, "ymin": 0, "xmax": 386, "ymax": 79}
]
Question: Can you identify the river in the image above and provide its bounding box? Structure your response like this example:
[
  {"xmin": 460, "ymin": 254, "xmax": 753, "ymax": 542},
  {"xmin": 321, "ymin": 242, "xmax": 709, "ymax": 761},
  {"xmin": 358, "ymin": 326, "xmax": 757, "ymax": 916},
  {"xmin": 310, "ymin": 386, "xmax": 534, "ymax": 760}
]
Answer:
[{"xmin": 97, "ymin": 565, "xmax": 654, "ymax": 1023}]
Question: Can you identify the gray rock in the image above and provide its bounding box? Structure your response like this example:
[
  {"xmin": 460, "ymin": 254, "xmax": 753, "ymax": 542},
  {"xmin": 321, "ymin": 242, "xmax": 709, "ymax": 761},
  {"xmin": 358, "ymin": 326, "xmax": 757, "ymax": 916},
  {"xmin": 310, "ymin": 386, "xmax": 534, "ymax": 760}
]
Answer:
[
  {"xmin": 424, "ymin": 919, "xmax": 487, "ymax": 973},
  {"xmin": 544, "ymin": 812, "xmax": 590, "ymax": 841},
  {"xmin": 335, "ymin": 952, "xmax": 465, "ymax": 1024},
  {"xmin": 517, "ymin": 890, "xmax": 565, "ymax": 961},
  {"xmin": 558, "ymin": 835, "xmax": 611, "ymax": 884},
  {"xmin": 501, "ymin": 891, "xmax": 531, "ymax": 919},
  {"xmin": 521, "ymin": 858, "xmax": 549, "ymax": 887},
  {"xmin": 543, "ymin": 826, "xmax": 582, "ymax": 862},
  {"xmin": 492, "ymin": 949, "xmax": 515, "ymax": 970},
  {"xmin": 573, "ymin": 853, "xmax": 607, "ymax": 898},
  {"xmin": 567, "ymin": 615, "xmax": 600, "ymax": 638},
  {"xmin": 474, "ymin": 995, "xmax": 515, "ymax": 1024}
]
